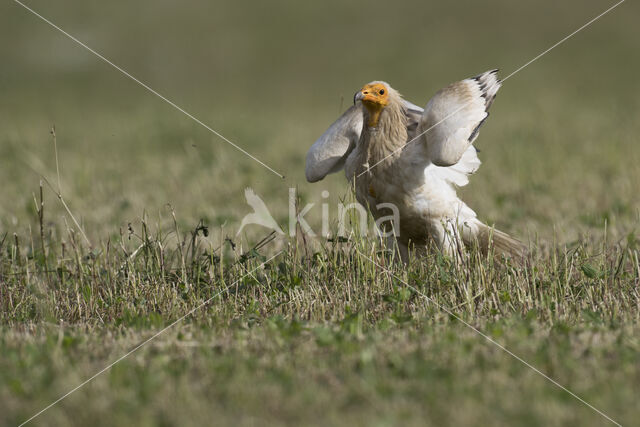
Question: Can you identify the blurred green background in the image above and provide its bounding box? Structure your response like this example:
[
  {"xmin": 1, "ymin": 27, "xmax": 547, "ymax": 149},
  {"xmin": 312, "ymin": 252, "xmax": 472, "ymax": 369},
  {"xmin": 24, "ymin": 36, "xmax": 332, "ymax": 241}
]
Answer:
[{"xmin": 1, "ymin": 0, "xmax": 639, "ymax": 245}]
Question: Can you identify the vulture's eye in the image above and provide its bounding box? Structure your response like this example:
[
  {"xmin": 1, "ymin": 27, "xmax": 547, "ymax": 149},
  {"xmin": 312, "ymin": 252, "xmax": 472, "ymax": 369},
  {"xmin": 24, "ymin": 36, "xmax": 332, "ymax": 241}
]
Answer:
[{"xmin": 379, "ymin": 89, "xmax": 385, "ymax": 95}]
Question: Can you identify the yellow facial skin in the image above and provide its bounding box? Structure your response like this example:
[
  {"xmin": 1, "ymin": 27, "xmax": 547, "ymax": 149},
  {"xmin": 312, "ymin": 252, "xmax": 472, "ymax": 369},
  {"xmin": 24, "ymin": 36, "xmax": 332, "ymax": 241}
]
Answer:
[{"xmin": 357, "ymin": 83, "xmax": 389, "ymax": 128}]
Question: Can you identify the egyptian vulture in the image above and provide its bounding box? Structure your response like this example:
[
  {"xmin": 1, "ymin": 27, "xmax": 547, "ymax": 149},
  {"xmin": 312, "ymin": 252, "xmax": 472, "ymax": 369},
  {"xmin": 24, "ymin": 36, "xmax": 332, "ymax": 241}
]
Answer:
[{"xmin": 305, "ymin": 70, "xmax": 525, "ymax": 261}]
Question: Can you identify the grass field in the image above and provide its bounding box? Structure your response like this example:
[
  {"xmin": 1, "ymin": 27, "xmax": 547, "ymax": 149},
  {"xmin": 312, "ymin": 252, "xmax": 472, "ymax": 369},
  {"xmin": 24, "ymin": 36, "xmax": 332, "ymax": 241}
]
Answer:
[{"xmin": 1, "ymin": 0, "xmax": 639, "ymax": 425}]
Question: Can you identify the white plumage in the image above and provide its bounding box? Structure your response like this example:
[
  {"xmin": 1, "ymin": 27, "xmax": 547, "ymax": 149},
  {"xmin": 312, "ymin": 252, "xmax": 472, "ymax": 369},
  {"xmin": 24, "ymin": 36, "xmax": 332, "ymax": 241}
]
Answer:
[{"xmin": 305, "ymin": 70, "xmax": 524, "ymax": 260}]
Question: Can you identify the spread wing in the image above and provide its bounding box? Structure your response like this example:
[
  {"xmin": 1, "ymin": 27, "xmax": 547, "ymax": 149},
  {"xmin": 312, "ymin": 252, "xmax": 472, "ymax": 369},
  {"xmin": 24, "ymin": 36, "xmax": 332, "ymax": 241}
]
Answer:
[
  {"xmin": 418, "ymin": 69, "xmax": 501, "ymax": 167},
  {"xmin": 305, "ymin": 105, "xmax": 362, "ymax": 183},
  {"xmin": 305, "ymin": 100, "xmax": 423, "ymax": 182}
]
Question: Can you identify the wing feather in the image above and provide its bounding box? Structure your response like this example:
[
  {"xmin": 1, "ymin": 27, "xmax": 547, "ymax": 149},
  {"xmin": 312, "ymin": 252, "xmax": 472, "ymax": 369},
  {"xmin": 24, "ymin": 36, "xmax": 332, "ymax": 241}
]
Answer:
[
  {"xmin": 426, "ymin": 145, "xmax": 481, "ymax": 188},
  {"xmin": 305, "ymin": 105, "xmax": 362, "ymax": 182},
  {"xmin": 418, "ymin": 70, "xmax": 501, "ymax": 167}
]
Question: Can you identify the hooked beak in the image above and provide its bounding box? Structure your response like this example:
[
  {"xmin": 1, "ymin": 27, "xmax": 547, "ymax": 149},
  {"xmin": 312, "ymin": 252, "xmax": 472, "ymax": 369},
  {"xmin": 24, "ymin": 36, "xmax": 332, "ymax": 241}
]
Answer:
[
  {"xmin": 353, "ymin": 89, "xmax": 380, "ymax": 107},
  {"xmin": 353, "ymin": 91, "xmax": 364, "ymax": 105}
]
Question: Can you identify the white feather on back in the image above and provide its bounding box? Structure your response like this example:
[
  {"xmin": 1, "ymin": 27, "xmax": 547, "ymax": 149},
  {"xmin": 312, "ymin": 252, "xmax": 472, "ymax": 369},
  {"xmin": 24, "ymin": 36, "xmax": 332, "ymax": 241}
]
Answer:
[{"xmin": 426, "ymin": 145, "xmax": 481, "ymax": 187}]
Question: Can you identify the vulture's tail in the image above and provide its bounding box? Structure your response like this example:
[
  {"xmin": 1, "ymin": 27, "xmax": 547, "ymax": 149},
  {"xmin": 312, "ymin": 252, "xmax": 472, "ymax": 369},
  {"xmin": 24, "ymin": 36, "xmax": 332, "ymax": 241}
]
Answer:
[{"xmin": 464, "ymin": 221, "xmax": 527, "ymax": 259}]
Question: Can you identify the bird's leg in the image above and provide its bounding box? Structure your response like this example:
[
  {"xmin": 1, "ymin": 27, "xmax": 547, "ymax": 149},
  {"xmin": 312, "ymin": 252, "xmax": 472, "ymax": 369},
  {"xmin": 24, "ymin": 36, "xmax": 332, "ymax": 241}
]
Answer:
[
  {"xmin": 395, "ymin": 239, "xmax": 409, "ymax": 264},
  {"xmin": 380, "ymin": 233, "xmax": 408, "ymax": 264}
]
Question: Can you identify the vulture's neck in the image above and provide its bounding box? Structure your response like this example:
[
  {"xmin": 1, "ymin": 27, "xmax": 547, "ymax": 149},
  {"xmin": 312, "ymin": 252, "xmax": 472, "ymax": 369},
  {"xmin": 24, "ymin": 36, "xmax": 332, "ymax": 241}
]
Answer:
[{"xmin": 361, "ymin": 99, "xmax": 408, "ymax": 169}]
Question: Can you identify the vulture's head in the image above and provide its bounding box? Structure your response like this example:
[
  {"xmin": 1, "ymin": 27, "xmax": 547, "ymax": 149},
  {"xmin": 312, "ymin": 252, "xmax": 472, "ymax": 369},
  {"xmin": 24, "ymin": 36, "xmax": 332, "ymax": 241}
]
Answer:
[{"xmin": 354, "ymin": 81, "xmax": 400, "ymax": 128}]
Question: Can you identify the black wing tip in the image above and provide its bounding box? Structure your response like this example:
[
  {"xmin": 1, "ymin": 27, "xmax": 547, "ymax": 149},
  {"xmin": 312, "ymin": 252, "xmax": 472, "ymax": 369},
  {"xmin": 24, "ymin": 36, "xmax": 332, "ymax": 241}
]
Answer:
[
  {"xmin": 473, "ymin": 68, "xmax": 499, "ymax": 80},
  {"xmin": 489, "ymin": 69, "xmax": 502, "ymax": 85},
  {"xmin": 468, "ymin": 115, "xmax": 489, "ymax": 142},
  {"xmin": 471, "ymin": 69, "xmax": 501, "ymax": 111}
]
